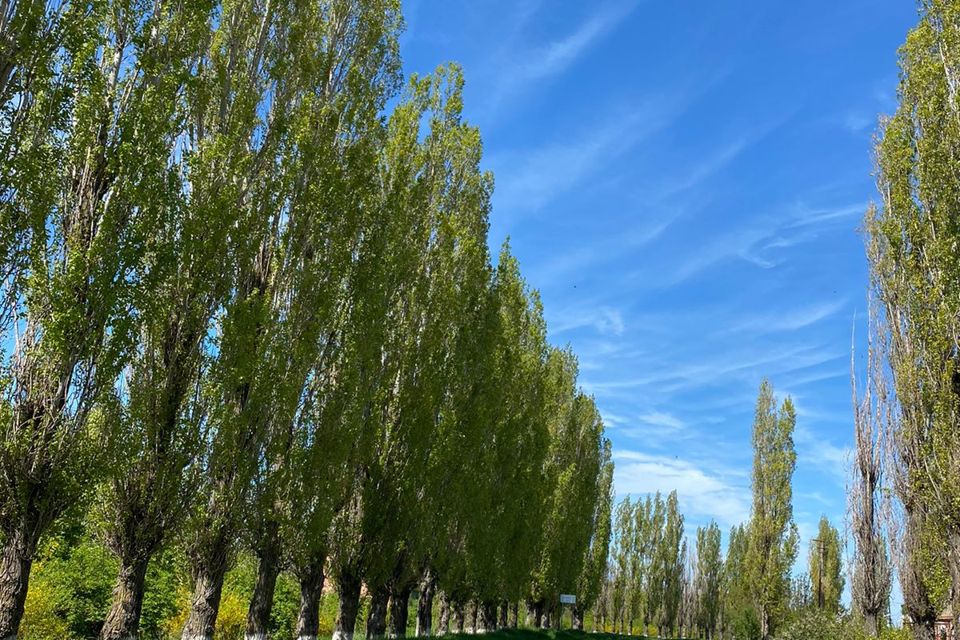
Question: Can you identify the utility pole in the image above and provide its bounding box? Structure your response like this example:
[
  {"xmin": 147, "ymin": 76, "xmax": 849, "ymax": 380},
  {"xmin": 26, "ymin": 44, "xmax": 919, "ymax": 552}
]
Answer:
[{"xmin": 811, "ymin": 537, "xmax": 825, "ymax": 610}]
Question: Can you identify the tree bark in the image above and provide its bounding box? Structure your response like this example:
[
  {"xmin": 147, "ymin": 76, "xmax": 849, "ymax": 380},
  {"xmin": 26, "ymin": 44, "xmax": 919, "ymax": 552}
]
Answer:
[
  {"xmin": 367, "ymin": 585, "xmax": 389, "ymax": 639},
  {"xmin": 0, "ymin": 522, "xmax": 39, "ymax": 640},
  {"xmin": 389, "ymin": 583, "xmax": 412, "ymax": 638},
  {"xmin": 415, "ymin": 572, "xmax": 435, "ymax": 637},
  {"xmin": 436, "ymin": 593, "xmax": 449, "ymax": 636},
  {"xmin": 477, "ymin": 601, "xmax": 496, "ymax": 633},
  {"xmin": 180, "ymin": 539, "xmax": 231, "ymax": 640},
  {"xmin": 100, "ymin": 555, "xmax": 151, "ymax": 640},
  {"xmin": 294, "ymin": 557, "xmax": 325, "ymax": 640},
  {"xmin": 539, "ymin": 606, "xmax": 550, "ymax": 630},
  {"xmin": 572, "ymin": 605, "xmax": 584, "ymax": 631},
  {"xmin": 469, "ymin": 601, "xmax": 478, "ymax": 634},
  {"xmin": 333, "ymin": 569, "xmax": 363, "ymax": 640},
  {"xmin": 245, "ymin": 523, "xmax": 282, "ymax": 640},
  {"xmin": 497, "ymin": 600, "xmax": 507, "ymax": 629},
  {"xmin": 530, "ymin": 601, "xmax": 542, "ymax": 629},
  {"xmin": 453, "ymin": 601, "xmax": 465, "ymax": 634},
  {"xmin": 508, "ymin": 602, "xmax": 518, "ymax": 629}
]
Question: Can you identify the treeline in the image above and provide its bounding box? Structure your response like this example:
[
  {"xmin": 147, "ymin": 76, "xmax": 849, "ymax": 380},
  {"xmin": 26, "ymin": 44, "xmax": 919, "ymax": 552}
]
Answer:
[
  {"xmin": 591, "ymin": 381, "xmax": 850, "ymax": 640},
  {"xmin": 856, "ymin": 2, "xmax": 960, "ymax": 640},
  {"xmin": 0, "ymin": 2, "xmax": 613, "ymax": 640}
]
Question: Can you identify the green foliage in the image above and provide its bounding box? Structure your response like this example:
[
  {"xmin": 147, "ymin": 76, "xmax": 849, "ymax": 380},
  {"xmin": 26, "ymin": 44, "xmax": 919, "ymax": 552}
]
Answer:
[
  {"xmin": 808, "ymin": 516, "xmax": 844, "ymax": 614},
  {"xmin": 775, "ymin": 609, "xmax": 869, "ymax": 640},
  {"xmin": 746, "ymin": 380, "xmax": 798, "ymax": 639},
  {"xmin": 0, "ymin": 1, "xmax": 612, "ymax": 639},
  {"xmin": 696, "ymin": 522, "xmax": 724, "ymax": 636},
  {"xmin": 604, "ymin": 491, "xmax": 686, "ymax": 636},
  {"xmin": 866, "ymin": 0, "xmax": 960, "ymax": 630}
]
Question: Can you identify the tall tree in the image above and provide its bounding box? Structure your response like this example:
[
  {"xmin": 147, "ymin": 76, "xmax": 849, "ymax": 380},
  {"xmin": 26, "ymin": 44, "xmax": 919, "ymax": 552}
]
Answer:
[
  {"xmin": 656, "ymin": 491, "xmax": 685, "ymax": 637},
  {"xmin": 808, "ymin": 516, "xmax": 844, "ymax": 615},
  {"xmin": 574, "ymin": 441, "xmax": 614, "ymax": 630},
  {"xmin": 745, "ymin": 380, "xmax": 798, "ymax": 640},
  {"xmin": 610, "ymin": 497, "xmax": 635, "ymax": 633},
  {"xmin": 723, "ymin": 524, "xmax": 758, "ymax": 640},
  {"xmin": 0, "ymin": 3, "xmax": 208, "ymax": 636},
  {"xmin": 696, "ymin": 522, "xmax": 724, "ymax": 639},
  {"xmin": 850, "ymin": 310, "xmax": 892, "ymax": 637},
  {"xmin": 866, "ymin": 2, "xmax": 960, "ymax": 638}
]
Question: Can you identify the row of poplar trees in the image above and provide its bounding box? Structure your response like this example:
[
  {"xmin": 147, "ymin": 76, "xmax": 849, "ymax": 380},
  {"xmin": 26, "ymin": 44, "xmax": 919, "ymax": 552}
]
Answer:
[
  {"xmin": 595, "ymin": 381, "xmax": 846, "ymax": 640},
  {"xmin": 0, "ymin": 2, "xmax": 615, "ymax": 640},
  {"xmin": 853, "ymin": 1, "xmax": 960, "ymax": 639},
  {"xmin": 597, "ymin": 381, "xmax": 833, "ymax": 640}
]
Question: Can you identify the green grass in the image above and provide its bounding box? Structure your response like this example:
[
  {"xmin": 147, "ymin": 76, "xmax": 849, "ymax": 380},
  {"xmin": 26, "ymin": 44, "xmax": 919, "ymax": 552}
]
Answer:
[{"xmin": 438, "ymin": 629, "xmax": 680, "ymax": 640}]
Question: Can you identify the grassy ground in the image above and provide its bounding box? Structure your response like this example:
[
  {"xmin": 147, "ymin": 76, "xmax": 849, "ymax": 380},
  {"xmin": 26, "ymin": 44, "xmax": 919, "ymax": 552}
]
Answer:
[{"xmin": 439, "ymin": 629, "xmax": 679, "ymax": 640}]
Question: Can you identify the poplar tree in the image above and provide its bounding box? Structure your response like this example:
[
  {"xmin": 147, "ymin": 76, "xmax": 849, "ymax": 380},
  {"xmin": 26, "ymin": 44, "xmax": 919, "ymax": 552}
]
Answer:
[
  {"xmin": 696, "ymin": 522, "xmax": 724, "ymax": 639},
  {"xmin": 656, "ymin": 491, "xmax": 685, "ymax": 637},
  {"xmin": 574, "ymin": 441, "xmax": 614, "ymax": 630},
  {"xmin": 0, "ymin": 3, "xmax": 208, "ymax": 635},
  {"xmin": 0, "ymin": 2, "xmax": 615, "ymax": 639},
  {"xmin": 722, "ymin": 524, "xmax": 757, "ymax": 640},
  {"xmin": 808, "ymin": 516, "xmax": 844, "ymax": 615},
  {"xmin": 745, "ymin": 380, "xmax": 798, "ymax": 640},
  {"xmin": 850, "ymin": 309, "xmax": 892, "ymax": 637},
  {"xmin": 866, "ymin": 2, "xmax": 960, "ymax": 637},
  {"xmin": 610, "ymin": 497, "xmax": 634, "ymax": 632}
]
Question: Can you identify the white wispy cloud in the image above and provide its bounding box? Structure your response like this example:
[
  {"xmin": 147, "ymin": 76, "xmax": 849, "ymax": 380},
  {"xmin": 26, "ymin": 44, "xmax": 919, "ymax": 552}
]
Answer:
[
  {"xmin": 637, "ymin": 410, "xmax": 685, "ymax": 431},
  {"xmin": 527, "ymin": 218, "xmax": 673, "ymax": 286},
  {"xmin": 550, "ymin": 305, "xmax": 626, "ymax": 337},
  {"xmin": 795, "ymin": 424, "xmax": 851, "ymax": 482},
  {"xmin": 491, "ymin": 98, "xmax": 679, "ymax": 214},
  {"xmin": 583, "ymin": 342, "xmax": 843, "ymax": 398},
  {"xmin": 726, "ymin": 299, "xmax": 848, "ymax": 334},
  {"xmin": 613, "ymin": 449, "xmax": 750, "ymax": 528},
  {"xmin": 645, "ymin": 200, "xmax": 867, "ymax": 287},
  {"xmin": 486, "ymin": 1, "xmax": 637, "ymax": 111}
]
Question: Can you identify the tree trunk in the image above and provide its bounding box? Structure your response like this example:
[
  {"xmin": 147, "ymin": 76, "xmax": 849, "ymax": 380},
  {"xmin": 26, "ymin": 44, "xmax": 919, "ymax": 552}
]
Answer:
[
  {"xmin": 389, "ymin": 584, "xmax": 412, "ymax": 638},
  {"xmin": 572, "ymin": 605, "xmax": 583, "ymax": 631},
  {"xmin": 245, "ymin": 524, "xmax": 282, "ymax": 640},
  {"xmin": 436, "ymin": 593, "xmax": 449, "ymax": 636},
  {"xmin": 415, "ymin": 572, "xmax": 435, "ymax": 637},
  {"xmin": 863, "ymin": 612, "xmax": 877, "ymax": 638},
  {"xmin": 759, "ymin": 604, "xmax": 770, "ymax": 640},
  {"xmin": 477, "ymin": 601, "xmax": 496, "ymax": 633},
  {"xmin": 497, "ymin": 600, "xmax": 508, "ymax": 629},
  {"xmin": 509, "ymin": 602, "xmax": 518, "ymax": 629},
  {"xmin": 294, "ymin": 557, "xmax": 325, "ymax": 640},
  {"xmin": 367, "ymin": 586, "xmax": 389, "ymax": 639},
  {"xmin": 453, "ymin": 601, "xmax": 465, "ymax": 634},
  {"xmin": 0, "ymin": 521, "xmax": 39, "ymax": 640},
  {"xmin": 913, "ymin": 624, "xmax": 935, "ymax": 640},
  {"xmin": 180, "ymin": 539, "xmax": 231, "ymax": 640},
  {"xmin": 949, "ymin": 531, "xmax": 960, "ymax": 640},
  {"xmin": 530, "ymin": 601, "xmax": 542, "ymax": 629},
  {"xmin": 100, "ymin": 555, "xmax": 151, "ymax": 640},
  {"xmin": 469, "ymin": 601, "xmax": 478, "ymax": 634},
  {"xmin": 540, "ymin": 606, "xmax": 550, "ymax": 630},
  {"xmin": 333, "ymin": 569, "xmax": 363, "ymax": 640}
]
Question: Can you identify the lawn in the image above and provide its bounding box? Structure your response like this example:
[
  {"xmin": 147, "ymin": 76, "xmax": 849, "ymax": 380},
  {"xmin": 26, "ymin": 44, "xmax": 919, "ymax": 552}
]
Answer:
[{"xmin": 439, "ymin": 629, "xmax": 680, "ymax": 640}]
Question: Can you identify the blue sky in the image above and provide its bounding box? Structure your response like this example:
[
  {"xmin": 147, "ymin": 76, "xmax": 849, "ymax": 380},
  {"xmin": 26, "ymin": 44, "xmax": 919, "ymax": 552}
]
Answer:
[{"xmin": 400, "ymin": 0, "xmax": 917, "ymax": 591}]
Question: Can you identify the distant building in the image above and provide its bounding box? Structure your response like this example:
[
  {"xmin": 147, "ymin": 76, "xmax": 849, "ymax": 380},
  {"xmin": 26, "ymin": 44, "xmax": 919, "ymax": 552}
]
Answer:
[{"xmin": 935, "ymin": 607, "xmax": 953, "ymax": 640}]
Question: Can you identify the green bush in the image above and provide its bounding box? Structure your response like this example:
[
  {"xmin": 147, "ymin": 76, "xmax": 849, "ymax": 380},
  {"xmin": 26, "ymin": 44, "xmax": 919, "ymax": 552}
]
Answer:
[{"xmin": 775, "ymin": 609, "xmax": 868, "ymax": 640}]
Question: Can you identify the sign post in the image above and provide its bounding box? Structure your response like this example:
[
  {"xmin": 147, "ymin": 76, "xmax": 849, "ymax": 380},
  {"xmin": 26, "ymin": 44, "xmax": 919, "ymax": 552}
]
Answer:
[{"xmin": 559, "ymin": 594, "xmax": 576, "ymax": 630}]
